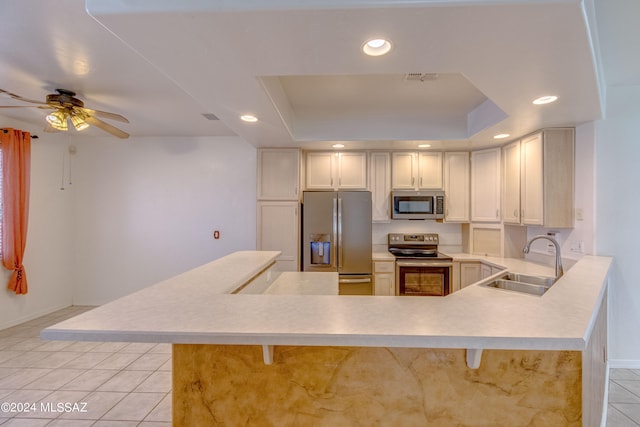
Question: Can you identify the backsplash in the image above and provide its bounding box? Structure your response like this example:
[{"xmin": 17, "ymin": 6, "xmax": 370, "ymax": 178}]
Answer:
[{"xmin": 372, "ymin": 221, "xmax": 463, "ymax": 247}]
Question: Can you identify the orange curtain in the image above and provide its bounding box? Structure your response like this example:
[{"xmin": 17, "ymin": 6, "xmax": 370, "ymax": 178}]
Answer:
[{"xmin": 1, "ymin": 128, "xmax": 31, "ymax": 294}]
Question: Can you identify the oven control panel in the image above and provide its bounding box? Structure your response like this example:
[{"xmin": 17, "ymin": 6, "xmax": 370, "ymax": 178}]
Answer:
[{"xmin": 388, "ymin": 233, "xmax": 439, "ymax": 246}]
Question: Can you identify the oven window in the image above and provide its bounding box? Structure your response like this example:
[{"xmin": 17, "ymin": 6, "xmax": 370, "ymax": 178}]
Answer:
[
  {"xmin": 395, "ymin": 197, "xmax": 433, "ymax": 214},
  {"xmin": 398, "ymin": 266, "xmax": 450, "ymax": 296}
]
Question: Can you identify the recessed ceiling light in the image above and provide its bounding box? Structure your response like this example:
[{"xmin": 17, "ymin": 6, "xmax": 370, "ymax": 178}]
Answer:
[
  {"xmin": 493, "ymin": 133, "xmax": 510, "ymax": 139},
  {"xmin": 240, "ymin": 114, "xmax": 258, "ymax": 122},
  {"xmin": 418, "ymin": 144, "xmax": 431, "ymax": 148},
  {"xmin": 332, "ymin": 143, "xmax": 345, "ymax": 148},
  {"xmin": 532, "ymin": 95, "xmax": 558, "ymax": 105},
  {"xmin": 362, "ymin": 38, "xmax": 392, "ymax": 56}
]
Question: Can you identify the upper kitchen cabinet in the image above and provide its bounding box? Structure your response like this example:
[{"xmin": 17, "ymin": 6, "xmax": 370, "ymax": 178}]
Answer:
[
  {"xmin": 502, "ymin": 141, "xmax": 521, "ymax": 224},
  {"xmin": 443, "ymin": 152, "xmax": 470, "ymax": 222},
  {"xmin": 305, "ymin": 151, "xmax": 367, "ymax": 190},
  {"xmin": 506, "ymin": 128, "xmax": 575, "ymax": 228},
  {"xmin": 257, "ymin": 148, "xmax": 300, "ymax": 200},
  {"xmin": 369, "ymin": 152, "xmax": 391, "ymax": 222},
  {"xmin": 391, "ymin": 152, "xmax": 443, "ymax": 190},
  {"xmin": 471, "ymin": 148, "xmax": 501, "ymax": 222}
]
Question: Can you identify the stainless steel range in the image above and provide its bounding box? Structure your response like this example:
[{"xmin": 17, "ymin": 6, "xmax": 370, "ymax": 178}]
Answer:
[{"xmin": 388, "ymin": 233, "xmax": 453, "ymax": 296}]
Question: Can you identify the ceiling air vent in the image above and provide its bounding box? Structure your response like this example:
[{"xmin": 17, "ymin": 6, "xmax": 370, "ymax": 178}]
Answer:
[
  {"xmin": 202, "ymin": 113, "xmax": 219, "ymax": 121},
  {"xmin": 403, "ymin": 73, "xmax": 439, "ymax": 82}
]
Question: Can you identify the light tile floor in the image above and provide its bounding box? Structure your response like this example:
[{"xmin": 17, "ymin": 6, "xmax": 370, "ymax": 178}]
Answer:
[
  {"xmin": 0, "ymin": 306, "xmax": 639, "ymax": 426},
  {"xmin": 0, "ymin": 306, "xmax": 170, "ymax": 426}
]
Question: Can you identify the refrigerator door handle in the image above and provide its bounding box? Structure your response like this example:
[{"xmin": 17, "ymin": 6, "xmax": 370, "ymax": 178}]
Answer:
[
  {"xmin": 337, "ymin": 197, "xmax": 343, "ymax": 269},
  {"xmin": 333, "ymin": 197, "xmax": 338, "ymax": 269}
]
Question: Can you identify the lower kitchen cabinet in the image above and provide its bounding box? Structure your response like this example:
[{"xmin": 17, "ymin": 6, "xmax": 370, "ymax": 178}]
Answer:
[
  {"xmin": 374, "ymin": 260, "xmax": 395, "ymax": 295},
  {"xmin": 460, "ymin": 262, "xmax": 481, "ymax": 288},
  {"xmin": 257, "ymin": 202, "xmax": 300, "ymax": 271}
]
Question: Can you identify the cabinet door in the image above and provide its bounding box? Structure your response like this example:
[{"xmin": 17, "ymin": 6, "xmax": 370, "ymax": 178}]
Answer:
[
  {"xmin": 502, "ymin": 141, "xmax": 521, "ymax": 224},
  {"xmin": 443, "ymin": 152, "xmax": 469, "ymax": 222},
  {"xmin": 374, "ymin": 274, "xmax": 395, "ymax": 296},
  {"xmin": 417, "ymin": 152, "xmax": 443, "ymax": 189},
  {"xmin": 521, "ymin": 133, "xmax": 544, "ymax": 225},
  {"xmin": 370, "ymin": 152, "xmax": 391, "ymax": 222},
  {"xmin": 471, "ymin": 148, "xmax": 501, "ymax": 222},
  {"xmin": 391, "ymin": 152, "xmax": 416, "ymax": 189},
  {"xmin": 306, "ymin": 152, "xmax": 335, "ymax": 190},
  {"xmin": 257, "ymin": 149, "xmax": 300, "ymax": 200},
  {"xmin": 374, "ymin": 261, "xmax": 395, "ymax": 296},
  {"xmin": 480, "ymin": 263, "xmax": 492, "ymax": 279},
  {"xmin": 257, "ymin": 202, "xmax": 299, "ymax": 271},
  {"xmin": 338, "ymin": 152, "xmax": 367, "ymax": 189},
  {"xmin": 460, "ymin": 262, "xmax": 481, "ymax": 288}
]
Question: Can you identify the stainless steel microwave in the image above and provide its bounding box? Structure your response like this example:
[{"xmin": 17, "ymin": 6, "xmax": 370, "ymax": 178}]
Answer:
[{"xmin": 391, "ymin": 191, "xmax": 445, "ymax": 220}]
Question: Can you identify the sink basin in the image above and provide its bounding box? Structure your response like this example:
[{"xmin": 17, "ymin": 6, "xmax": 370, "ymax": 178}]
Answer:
[
  {"xmin": 484, "ymin": 279, "xmax": 550, "ymax": 296},
  {"xmin": 500, "ymin": 272, "xmax": 555, "ymax": 287}
]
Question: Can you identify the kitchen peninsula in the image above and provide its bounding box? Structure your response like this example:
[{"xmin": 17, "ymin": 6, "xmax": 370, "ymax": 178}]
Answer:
[{"xmin": 42, "ymin": 251, "xmax": 611, "ymax": 426}]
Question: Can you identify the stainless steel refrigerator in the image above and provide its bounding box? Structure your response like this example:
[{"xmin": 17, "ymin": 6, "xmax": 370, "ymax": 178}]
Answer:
[{"xmin": 302, "ymin": 191, "xmax": 372, "ymax": 295}]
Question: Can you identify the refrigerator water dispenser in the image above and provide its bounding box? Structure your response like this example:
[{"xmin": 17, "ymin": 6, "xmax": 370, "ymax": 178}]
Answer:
[{"xmin": 309, "ymin": 234, "xmax": 331, "ymax": 265}]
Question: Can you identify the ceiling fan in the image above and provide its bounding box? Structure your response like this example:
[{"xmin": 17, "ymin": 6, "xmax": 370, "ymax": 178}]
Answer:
[{"xmin": 0, "ymin": 88, "xmax": 129, "ymax": 139}]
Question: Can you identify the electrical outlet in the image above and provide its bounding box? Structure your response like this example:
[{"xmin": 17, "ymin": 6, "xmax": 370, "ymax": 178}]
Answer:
[
  {"xmin": 570, "ymin": 240, "xmax": 585, "ymax": 253},
  {"xmin": 576, "ymin": 208, "xmax": 584, "ymax": 221}
]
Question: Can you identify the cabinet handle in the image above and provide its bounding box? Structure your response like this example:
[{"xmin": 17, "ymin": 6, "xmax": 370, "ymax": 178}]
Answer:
[
  {"xmin": 295, "ymin": 186, "xmax": 298, "ymax": 196},
  {"xmin": 420, "ymin": 177, "xmax": 423, "ymax": 187},
  {"xmin": 411, "ymin": 177, "xmax": 415, "ymax": 186},
  {"xmin": 514, "ymin": 209, "xmax": 518, "ymax": 217},
  {"xmin": 339, "ymin": 177, "xmax": 342, "ymax": 186},
  {"xmin": 496, "ymin": 209, "xmax": 499, "ymax": 219},
  {"xmin": 331, "ymin": 178, "xmax": 333, "ymax": 186}
]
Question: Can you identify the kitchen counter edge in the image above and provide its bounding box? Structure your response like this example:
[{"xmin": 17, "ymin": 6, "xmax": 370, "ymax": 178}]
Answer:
[{"xmin": 41, "ymin": 251, "xmax": 611, "ymax": 352}]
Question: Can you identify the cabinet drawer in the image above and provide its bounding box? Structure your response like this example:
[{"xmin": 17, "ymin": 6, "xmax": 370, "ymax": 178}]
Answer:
[{"xmin": 374, "ymin": 261, "xmax": 395, "ymax": 273}]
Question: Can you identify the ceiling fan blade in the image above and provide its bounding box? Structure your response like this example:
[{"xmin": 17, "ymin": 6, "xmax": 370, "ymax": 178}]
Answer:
[
  {"xmin": 79, "ymin": 107, "xmax": 129, "ymax": 123},
  {"xmin": 85, "ymin": 116, "xmax": 129, "ymax": 139},
  {"xmin": 0, "ymin": 105, "xmax": 54, "ymax": 110},
  {"xmin": 0, "ymin": 88, "xmax": 49, "ymax": 105}
]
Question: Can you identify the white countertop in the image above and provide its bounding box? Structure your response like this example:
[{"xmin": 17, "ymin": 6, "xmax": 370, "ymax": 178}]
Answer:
[
  {"xmin": 41, "ymin": 250, "xmax": 611, "ymax": 352},
  {"xmin": 265, "ymin": 272, "xmax": 338, "ymax": 295}
]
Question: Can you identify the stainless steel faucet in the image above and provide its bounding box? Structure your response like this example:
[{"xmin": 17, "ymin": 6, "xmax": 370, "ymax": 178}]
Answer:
[{"xmin": 523, "ymin": 235, "xmax": 564, "ymax": 279}]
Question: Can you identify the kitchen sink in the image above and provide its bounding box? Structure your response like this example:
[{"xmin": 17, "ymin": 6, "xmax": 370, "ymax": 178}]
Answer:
[
  {"xmin": 499, "ymin": 272, "xmax": 555, "ymax": 287},
  {"xmin": 484, "ymin": 279, "xmax": 550, "ymax": 296}
]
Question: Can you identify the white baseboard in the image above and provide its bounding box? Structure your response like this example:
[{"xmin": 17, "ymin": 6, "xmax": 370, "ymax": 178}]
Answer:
[
  {"xmin": 0, "ymin": 303, "xmax": 72, "ymax": 331},
  {"xmin": 608, "ymin": 359, "xmax": 640, "ymax": 369}
]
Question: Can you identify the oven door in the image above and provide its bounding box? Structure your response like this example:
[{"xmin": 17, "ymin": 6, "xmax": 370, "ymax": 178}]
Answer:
[{"xmin": 395, "ymin": 260, "xmax": 452, "ymax": 296}]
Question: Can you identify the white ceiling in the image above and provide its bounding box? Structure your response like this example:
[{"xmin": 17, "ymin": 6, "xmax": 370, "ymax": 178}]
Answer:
[{"xmin": 0, "ymin": 0, "xmax": 634, "ymax": 149}]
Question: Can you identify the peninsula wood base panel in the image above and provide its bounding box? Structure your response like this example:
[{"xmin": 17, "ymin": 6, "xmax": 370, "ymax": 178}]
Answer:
[{"xmin": 173, "ymin": 345, "xmax": 583, "ymax": 427}]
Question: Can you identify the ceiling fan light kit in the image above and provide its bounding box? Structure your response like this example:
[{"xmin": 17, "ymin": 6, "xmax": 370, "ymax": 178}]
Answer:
[
  {"xmin": 0, "ymin": 88, "xmax": 130, "ymax": 138},
  {"xmin": 70, "ymin": 113, "xmax": 90, "ymax": 131},
  {"xmin": 46, "ymin": 110, "xmax": 68, "ymax": 131}
]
